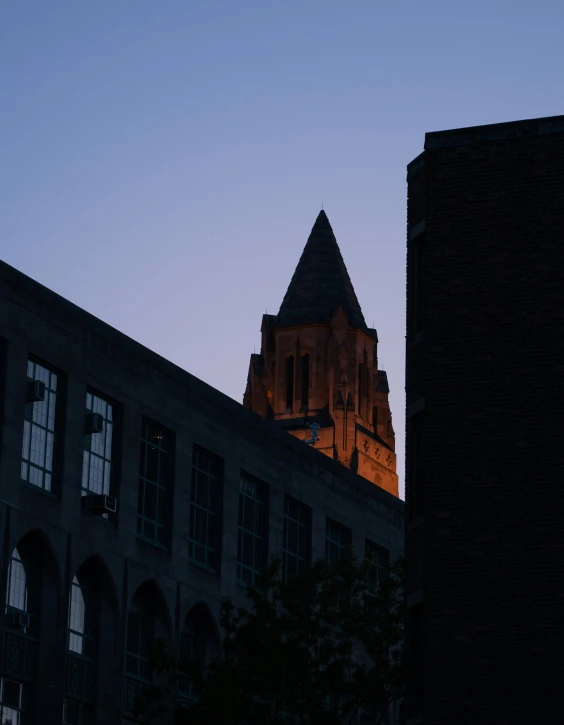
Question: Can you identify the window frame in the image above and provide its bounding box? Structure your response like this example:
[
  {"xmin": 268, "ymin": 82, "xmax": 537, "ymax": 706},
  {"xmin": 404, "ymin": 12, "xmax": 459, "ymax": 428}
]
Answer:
[
  {"xmin": 364, "ymin": 540, "xmax": 390, "ymax": 596},
  {"xmin": 21, "ymin": 357, "xmax": 64, "ymax": 496},
  {"xmin": 282, "ymin": 496, "xmax": 312, "ymax": 582},
  {"xmin": 237, "ymin": 472, "xmax": 269, "ymax": 588},
  {"xmin": 188, "ymin": 446, "xmax": 224, "ymax": 572},
  {"xmin": 325, "ymin": 518, "xmax": 352, "ymax": 565},
  {"xmin": 82, "ymin": 389, "xmax": 121, "ymax": 501},
  {"xmin": 137, "ymin": 419, "xmax": 174, "ymax": 549}
]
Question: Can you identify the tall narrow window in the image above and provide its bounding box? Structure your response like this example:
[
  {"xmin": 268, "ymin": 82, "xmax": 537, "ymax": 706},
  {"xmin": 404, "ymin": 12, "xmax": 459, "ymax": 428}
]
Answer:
[
  {"xmin": 237, "ymin": 473, "xmax": 268, "ymax": 587},
  {"xmin": 283, "ymin": 497, "xmax": 311, "ymax": 582},
  {"xmin": 137, "ymin": 421, "xmax": 172, "ymax": 547},
  {"xmin": 286, "ymin": 355, "xmax": 295, "ymax": 411},
  {"xmin": 365, "ymin": 540, "xmax": 390, "ymax": 594},
  {"xmin": 301, "ymin": 354, "xmax": 310, "ymax": 410},
  {"xmin": 6, "ymin": 548, "xmax": 27, "ymax": 614},
  {"xmin": 82, "ymin": 391, "xmax": 115, "ymax": 498},
  {"xmin": 21, "ymin": 359, "xmax": 58, "ymax": 492},
  {"xmin": 178, "ymin": 621, "xmax": 205, "ymax": 701},
  {"xmin": 68, "ymin": 576, "xmax": 86, "ymax": 655},
  {"xmin": 189, "ymin": 447, "xmax": 223, "ymax": 570},
  {"xmin": 0, "ymin": 678, "xmax": 22, "ymax": 725},
  {"xmin": 125, "ymin": 606, "xmax": 153, "ymax": 682},
  {"xmin": 357, "ymin": 363, "xmax": 363, "ymax": 417},
  {"xmin": 325, "ymin": 519, "xmax": 352, "ymax": 564}
]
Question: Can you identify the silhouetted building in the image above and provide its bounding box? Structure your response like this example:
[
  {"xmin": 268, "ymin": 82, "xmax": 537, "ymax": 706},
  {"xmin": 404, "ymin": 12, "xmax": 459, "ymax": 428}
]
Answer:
[
  {"xmin": 244, "ymin": 210, "xmax": 398, "ymax": 496},
  {"xmin": 404, "ymin": 115, "xmax": 564, "ymax": 724},
  {"xmin": 0, "ymin": 259, "xmax": 403, "ymax": 724}
]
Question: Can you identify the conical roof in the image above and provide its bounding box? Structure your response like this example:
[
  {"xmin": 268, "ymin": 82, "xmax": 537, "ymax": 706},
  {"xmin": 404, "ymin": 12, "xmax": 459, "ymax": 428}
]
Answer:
[{"xmin": 276, "ymin": 210, "xmax": 368, "ymax": 330}]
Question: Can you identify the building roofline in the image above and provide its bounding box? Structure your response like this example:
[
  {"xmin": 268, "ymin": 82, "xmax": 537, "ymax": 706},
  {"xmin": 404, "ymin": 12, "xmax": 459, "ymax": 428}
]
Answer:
[{"xmin": 0, "ymin": 260, "xmax": 403, "ymax": 512}]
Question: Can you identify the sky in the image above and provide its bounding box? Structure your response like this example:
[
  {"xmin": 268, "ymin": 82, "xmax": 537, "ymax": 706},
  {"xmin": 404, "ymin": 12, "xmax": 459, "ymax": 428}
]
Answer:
[{"xmin": 2, "ymin": 1, "xmax": 564, "ymax": 500}]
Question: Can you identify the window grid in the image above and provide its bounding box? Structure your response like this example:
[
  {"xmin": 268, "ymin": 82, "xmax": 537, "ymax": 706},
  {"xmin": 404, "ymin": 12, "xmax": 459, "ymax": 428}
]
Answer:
[
  {"xmin": 237, "ymin": 474, "xmax": 267, "ymax": 587},
  {"xmin": 325, "ymin": 519, "xmax": 352, "ymax": 564},
  {"xmin": 365, "ymin": 541, "xmax": 390, "ymax": 595},
  {"xmin": 21, "ymin": 360, "xmax": 57, "ymax": 492},
  {"xmin": 283, "ymin": 497, "xmax": 311, "ymax": 582},
  {"xmin": 301, "ymin": 354, "xmax": 310, "ymax": 409},
  {"xmin": 286, "ymin": 356, "xmax": 295, "ymax": 410},
  {"xmin": 6, "ymin": 548, "xmax": 27, "ymax": 613},
  {"xmin": 125, "ymin": 608, "xmax": 153, "ymax": 682},
  {"xmin": 137, "ymin": 421, "xmax": 171, "ymax": 547},
  {"xmin": 179, "ymin": 624, "xmax": 205, "ymax": 700},
  {"xmin": 0, "ymin": 678, "xmax": 22, "ymax": 725},
  {"xmin": 68, "ymin": 576, "xmax": 86, "ymax": 655},
  {"xmin": 188, "ymin": 448, "xmax": 223, "ymax": 570},
  {"xmin": 82, "ymin": 392, "xmax": 114, "ymax": 498}
]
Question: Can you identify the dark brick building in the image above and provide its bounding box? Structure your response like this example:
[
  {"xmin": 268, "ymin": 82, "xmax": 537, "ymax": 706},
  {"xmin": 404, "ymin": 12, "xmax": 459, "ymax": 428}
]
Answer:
[
  {"xmin": 404, "ymin": 115, "xmax": 564, "ymax": 724},
  {"xmin": 0, "ymin": 259, "xmax": 403, "ymax": 724}
]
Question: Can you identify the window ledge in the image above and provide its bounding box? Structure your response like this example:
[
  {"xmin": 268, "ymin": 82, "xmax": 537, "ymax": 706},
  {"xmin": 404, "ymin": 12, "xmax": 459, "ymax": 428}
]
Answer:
[
  {"xmin": 21, "ymin": 480, "xmax": 59, "ymax": 501},
  {"xmin": 188, "ymin": 558, "xmax": 218, "ymax": 576},
  {"xmin": 136, "ymin": 535, "xmax": 169, "ymax": 553}
]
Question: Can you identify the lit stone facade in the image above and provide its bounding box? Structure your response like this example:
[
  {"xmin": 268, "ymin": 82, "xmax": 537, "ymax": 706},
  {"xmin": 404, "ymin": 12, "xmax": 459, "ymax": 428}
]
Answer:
[{"xmin": 244, "ymin": 211, "xmax": 398, "ymax": 497}]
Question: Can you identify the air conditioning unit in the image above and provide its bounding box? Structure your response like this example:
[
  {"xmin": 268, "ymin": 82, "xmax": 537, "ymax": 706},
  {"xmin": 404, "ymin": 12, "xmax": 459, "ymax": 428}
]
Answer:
[
  {"xmin": 85, "ymin": 412, "xmax": 104, "ymax": 434},
  {"xmin": 6, "ymin": 611, "xmax": 30, "ymax": 630},
  {"xmin": 83, "ymin": 494, "xmax": 117, "ymax": 515},
  {"xmin": 26, "ymin": 379, "xmax": 46, "ymax": 403},
  {"xmin": 63, "ymin": 698, "xmax": 81, "ymax": 725},
  {"xmin": 1, "ymin": 678, "xmax": 22, "ymax": 711}
]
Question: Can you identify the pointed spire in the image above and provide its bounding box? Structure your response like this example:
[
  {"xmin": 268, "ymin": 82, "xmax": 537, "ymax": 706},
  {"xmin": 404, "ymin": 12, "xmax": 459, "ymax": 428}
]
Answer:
[{"xmin": 277, "ymin": 210, "xmax": 368, "ymax": 331}]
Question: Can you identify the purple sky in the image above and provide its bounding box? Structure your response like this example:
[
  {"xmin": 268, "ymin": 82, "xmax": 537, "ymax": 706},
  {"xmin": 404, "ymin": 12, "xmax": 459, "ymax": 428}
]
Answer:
[{"xmin": 2, "ymin": 1, "xmax": 564, "ymax": 499}]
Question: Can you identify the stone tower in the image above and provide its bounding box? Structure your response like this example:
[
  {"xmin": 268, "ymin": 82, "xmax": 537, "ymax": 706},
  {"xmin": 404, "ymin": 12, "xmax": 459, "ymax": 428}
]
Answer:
[{"xmin": 244, "ymin": 210, "xmax": 398, "ymax": 497}]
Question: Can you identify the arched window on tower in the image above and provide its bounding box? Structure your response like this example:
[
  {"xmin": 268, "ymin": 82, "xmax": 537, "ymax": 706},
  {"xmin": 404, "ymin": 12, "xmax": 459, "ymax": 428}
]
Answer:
[
  {"xmin": 301, "ymin": 354, "xmax": 310, "ymax": 411},
  {"xmin": 358, "ymin": 363, "xmax": 363, "ymax": 417},
  {"xmin": 286, "ymin": 356, "xmax": 295, "ymax": 412}
]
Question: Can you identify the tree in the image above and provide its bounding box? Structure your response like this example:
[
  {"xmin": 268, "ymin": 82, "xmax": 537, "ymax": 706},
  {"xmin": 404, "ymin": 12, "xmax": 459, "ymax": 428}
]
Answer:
[{"xmin": 144, "ymin": 553, "xmax": 405, "ymax": 725}]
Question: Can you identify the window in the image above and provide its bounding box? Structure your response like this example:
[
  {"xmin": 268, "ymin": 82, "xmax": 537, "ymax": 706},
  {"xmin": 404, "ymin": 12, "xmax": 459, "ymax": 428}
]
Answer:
[
  {"xmin": 68, "ymin": 576, "xmax": 86, "ymax": 655},
  {"xmin": 6, "ymin": 548, "xmax": 27, "ymax": 614},
  {"xmin": 301, "ymin": 354, "xmax": 310, "ymax": 410},
  {"xmin": 178, "ymin": 621, "xmax": 205, "ymax": 701},
  {"xmin": 325, "ymin": 519, "xmax": 352, "ymax": 564},
  {"xmin": 0, "ymin": 678, "xmax": 22, "ymax": 725},
  {"xmin": 189, "ymin": 447, "xmax": 223, "ymax": 570},
  {"xmin": 283, "ymin": 497, "xmax": 311, "ymax": 581},
  {"xmin": 137, "ymin": 420, "xmax": 172, "ymax": 547},
  {"xmin": 286, "ymin": 355, "xmax": 295, "ymax": 411},
  {"xmin": 21, "ymin": 359, "xmax": 58, "ymax": 492},
  {"xmin": 237, "ymin": 473, "xmax": 268, "ymax": 587},
  {"xmin": 357, "ymin": 363, "xmax": 363, "ymax": 416},
  {"xmin": 365, "ymin": 541, "xmax": 390, "ymax": 594},
  {"xmin": 409, "ymin": 232, "xmax": 426, "ymax": 336},
  {"xmin": 125, "ymin": 606, "xmax": 154, "ymax": 682},
  {"xmin": 82, "ymin": 391, "xmax": 115, "ymax": 498}
]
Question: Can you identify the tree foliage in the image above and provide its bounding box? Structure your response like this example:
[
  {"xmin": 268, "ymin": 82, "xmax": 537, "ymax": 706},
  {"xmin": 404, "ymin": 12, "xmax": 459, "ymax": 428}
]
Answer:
[{"xmin": 142, "ymin": 553, "xmax": 404, "ymax": 725}]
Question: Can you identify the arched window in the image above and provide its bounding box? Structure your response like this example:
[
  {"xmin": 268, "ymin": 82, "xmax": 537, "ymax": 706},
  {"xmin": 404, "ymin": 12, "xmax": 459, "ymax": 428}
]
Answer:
[
  {"xmin": 301, "ymin": 354, "xmax": 310, "ymax": 410},
  {"xmin": 178, "ymin": 604, "xmax": 219, "ymax": 705},
  {"xmin": 123, "ymin": 583, "xmax": 169, "ymax": 719},
  {"xmin": 68, "ymin": 576, "xmax": 86, "ymax": 654},
  {"xmin": 6, "ymin": 548, "xmax": 27, "ymax": 613},
  {"xmin": 178, "ymin": 620, "xmax": 205, "ymax": 700},
  {"xmin": 286, "ymin": 356, "xmax": 295, "ymax": 411}
]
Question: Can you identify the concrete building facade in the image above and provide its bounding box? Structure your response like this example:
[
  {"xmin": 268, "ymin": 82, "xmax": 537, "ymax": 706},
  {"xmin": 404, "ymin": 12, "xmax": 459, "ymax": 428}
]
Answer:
[
  {"xmin": 244, "ymin": 210, "xmax": 398, "ymax": 497},
  {"xmin": 0, "ymin": 259, "xmax": 404, "ymax": 725},
  {"xmin": 404, "ymin": 115, "xmax": 564, "ymax": 724}
]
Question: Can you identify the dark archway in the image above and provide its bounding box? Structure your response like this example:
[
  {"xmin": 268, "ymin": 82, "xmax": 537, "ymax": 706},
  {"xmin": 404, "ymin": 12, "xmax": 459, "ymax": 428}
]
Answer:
[{"xmin": 178, "ymin": 601, "xmax": 221, "ymax": 703}]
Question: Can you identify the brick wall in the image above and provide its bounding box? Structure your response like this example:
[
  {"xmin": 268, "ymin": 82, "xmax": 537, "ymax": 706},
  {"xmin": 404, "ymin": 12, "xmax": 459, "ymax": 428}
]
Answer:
[{"xmin": 405, "ymin": 116, "xmax": 564, "ymax": 724}]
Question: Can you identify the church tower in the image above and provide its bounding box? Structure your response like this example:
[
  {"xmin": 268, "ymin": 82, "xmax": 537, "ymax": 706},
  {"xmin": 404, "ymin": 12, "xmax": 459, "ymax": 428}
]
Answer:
[{"xmin": 244, "ymin": 210, "xmax": 398, "ymax": 497}]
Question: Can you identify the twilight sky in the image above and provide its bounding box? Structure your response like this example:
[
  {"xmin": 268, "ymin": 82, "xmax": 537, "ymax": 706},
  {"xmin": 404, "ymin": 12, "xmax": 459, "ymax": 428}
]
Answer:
[{"xmin": 2, "ymin": 1, "xmax": 564, "ymax": 499}]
